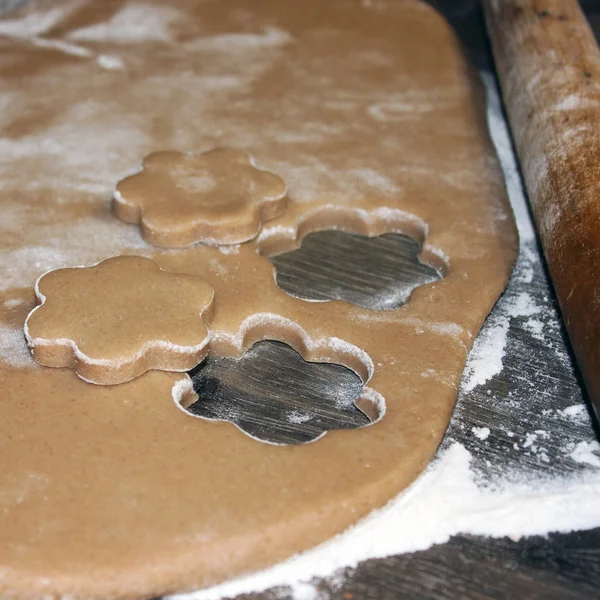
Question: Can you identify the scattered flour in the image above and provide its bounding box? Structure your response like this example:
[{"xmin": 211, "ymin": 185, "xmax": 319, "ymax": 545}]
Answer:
[
  {"xmin": 523, "ymin": 318, "xmax": 544, "ymax": 341},
  {"xmin": 189, "ymin": 26, "xmax": 293, "ymax": 51},
  {"xmin": 472, "ymin": 426, "xmax": 490, "ymax": 440},
  {"xmin": 507, "ymin": 291, "xmax": 542, "ymax": 318},
  {"xmin": 29, "ymin": 36, "xmax": 91, "ymax": 58},
  {"xmin": 353, "ymin": 314, "xmax": 466, "ymax": 341},
  {"xmin": 350, "ymin": 168, "xmax": 399, "ymax": 195},
  {"xmin": 367, "ymin": 87, "xmax": 463, "ymax": 122},
  {"xmin": 569, "ymin": 442, "xmax": 600, "ymax": 468},
  {"xmin": 462, "ymin": 317, "xmax": 509, "ymax": 392},
  {"xmin": 96, "ymin": 54, "xmax": 125, "ymax": 70},
  {"xmin": 218, "ymin": 244, "xmax": 240, "ymax": 255},
  {"xmin": 3, "ymin": 298, "xmax": 24, "ymax": 309},
  {"xmin": 0, "ymin": 4, "xmax": 128, "ymax": 71},
  {"xmin": 0, "ymin": 324, "xmax": 34, "ymax": 368},
  {"xmin": 560, "ymin": 404, "xmax": 588, "ymax": 421},
  {"xmin": 0, "ymin": 216, "xmax": 149, "ymax": 293},
  {"xmin": 510, "ymin": 428, "xmax": 552, "ymax": 469},
  {"xmin": 287, "ymin": 411, "xmax": 312, "ymax": 425}
]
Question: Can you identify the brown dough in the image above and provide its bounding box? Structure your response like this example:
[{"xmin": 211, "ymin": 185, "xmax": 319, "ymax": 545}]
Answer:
[
  {"xmin": 24, "ymin": 255, "xmax": 214, "ymax": 385},
  {"xmin": 113, "ymin": 148, "xmax": 288, "ymax": 247},
  {"xmin": 0, "ymin": 0, "xmax": 518, "ymax": 598}
]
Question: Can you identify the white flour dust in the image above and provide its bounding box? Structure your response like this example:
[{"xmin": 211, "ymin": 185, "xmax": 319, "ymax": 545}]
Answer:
[
  {"xmin": 472, "ymin": 426, "xmax": 490, "ymax": 440},
  {"xmin": 569, "ymin": 441, "xmax": 600, "ymax": 468},
  {"xmin": 0, "ymin": 324, "xmax": 35, "ymax": 368},
  {"xmin": 462, "ymin": 317, "xmax": 509, "ymax": 393},
  {"xmin": 67, "ymin": 2, "xmax": 183, "ymax": 43},
  {"xmin": 560, "ymin": 404, "xmax": 588, "ymax": 421}
]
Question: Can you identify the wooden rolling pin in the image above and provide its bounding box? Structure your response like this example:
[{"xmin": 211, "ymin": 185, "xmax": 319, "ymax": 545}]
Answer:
[{"xmin": 483, "ymin": 0, "xmax": 600, "ymax": 417}]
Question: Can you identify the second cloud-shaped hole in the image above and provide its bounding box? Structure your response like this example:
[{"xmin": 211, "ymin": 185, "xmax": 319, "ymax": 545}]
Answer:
[{"xmin": 268, "ymin": 229, "xmax": 442, "ymax": 310}]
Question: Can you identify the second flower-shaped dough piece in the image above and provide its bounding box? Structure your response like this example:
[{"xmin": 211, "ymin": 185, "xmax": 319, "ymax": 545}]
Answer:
[
  {"xmin": 24, "ymin": 256, "xmax": 214, "ymax": 385},
  {"xmin": 113, "ymin": 147, "xmax": 288, "ymax": 247}
]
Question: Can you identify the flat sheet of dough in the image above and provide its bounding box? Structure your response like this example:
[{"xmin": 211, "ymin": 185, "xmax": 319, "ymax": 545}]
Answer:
[{"xmin": 0, "ymin": 1, "xmax": 518, "ymax": 598}]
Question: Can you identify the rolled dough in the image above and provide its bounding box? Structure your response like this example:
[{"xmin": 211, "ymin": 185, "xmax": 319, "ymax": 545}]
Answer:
[{"xmin": 0, "ymin": 0, "xmax": 518, "ymax": 598}]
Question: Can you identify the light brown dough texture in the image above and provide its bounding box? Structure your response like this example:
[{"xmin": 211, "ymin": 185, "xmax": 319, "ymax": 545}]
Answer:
[
  {"xmin": 114, "ymin": 148, "xmax": 288, "ymax": 246},
  {"xmin": 0, "ymin": 0, "xmax": 518, "ymax": 598},
  {"xmin": 24, "ymin": 255, "xmax": 215, "ymax": 385}
]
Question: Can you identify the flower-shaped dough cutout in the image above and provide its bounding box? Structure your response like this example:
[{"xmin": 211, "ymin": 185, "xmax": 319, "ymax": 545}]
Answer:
[
  {"xmin": 113, "ymin": 147, "xmax": 288, "ymax": 247},
  {"xmin": 24, "ymin": 256, "xmax": 214, "ymax": 385}
]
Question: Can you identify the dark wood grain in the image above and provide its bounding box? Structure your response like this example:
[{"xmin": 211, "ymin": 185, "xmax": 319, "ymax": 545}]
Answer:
[{"xmin": 483, "ymin": 0, "xmax": 600, "ymax": 418}]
